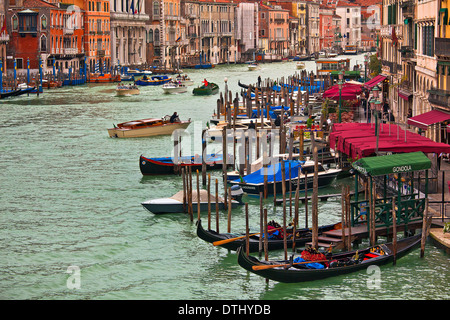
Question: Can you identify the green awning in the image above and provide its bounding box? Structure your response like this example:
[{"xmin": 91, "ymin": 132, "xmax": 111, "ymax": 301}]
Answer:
[{"xmin": 352, "ymin": 152, "xmax": 431, "ymax": 176}]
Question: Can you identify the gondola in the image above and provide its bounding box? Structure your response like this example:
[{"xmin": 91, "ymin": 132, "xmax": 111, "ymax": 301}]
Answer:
[
  {"xmin": 196, "ymin": 219, "xmax": 342, "ymax": 252},
  {"xmin": 139, "ymin": 154, "xmax": 229, "ymax": 175},
  {"xmin": 237, "ymin": 234, "xmax": 422, "ymax": 283},
  {"xmin": 237, "ymin": 80, "xmax": 261, "ymax": 92},
  {"xmin": 0, "ymin": 87, "xmax": 35, "ymax": 99}
]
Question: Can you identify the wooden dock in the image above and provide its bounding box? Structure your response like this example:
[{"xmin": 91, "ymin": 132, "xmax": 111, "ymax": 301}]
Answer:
[
  {"xmin": 429, "ymin": 226, "xmax": 450, "ymax": 254},
  {"xmin": 304, "ymin": 220, "xmax": 425, "ymax": 250}
]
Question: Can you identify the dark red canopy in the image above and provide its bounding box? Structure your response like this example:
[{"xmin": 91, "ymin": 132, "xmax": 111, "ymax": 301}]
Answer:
[
  {"xmin": 323, "ymin": 83, "xmax": 362, "ymax": 100},
  {"xmin": 330, "ymin": 123, "xmax": 450, "ymax": 159}
]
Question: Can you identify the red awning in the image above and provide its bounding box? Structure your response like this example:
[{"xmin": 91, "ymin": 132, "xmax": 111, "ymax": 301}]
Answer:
[
  {"xmin": 323, "ymin": 83, "xmax": 362, "ymax": 100},
  {"xmin": 330, "ymin": 123, "xmax": 450, "ymax": 159},
  {"xmin": 407, "ymin": 110, "xmax": 450, "ymax": 130},
  {"xmin": 363, "ymin": 75, "xmax": 386, "ymax": 89}
]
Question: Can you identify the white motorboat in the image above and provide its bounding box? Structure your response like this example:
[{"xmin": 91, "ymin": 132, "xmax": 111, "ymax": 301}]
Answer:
[
  {"xmin": 175, "ymin": 74, "xmax": 194, "ymax": 86},
  {"xmin": 162, "ymin": 81, "xmax": 188, "ymax": 94},
  {"xmin": 296, "ymin": 62, "xmax": 306, "ymax": 70},
  {"xmin": 248, "ymin": 63, "xmax": 259, "ymax": 71},
  {"xmin": 116, "ymin": 84, "xmax": 140, "ymax": 96}
]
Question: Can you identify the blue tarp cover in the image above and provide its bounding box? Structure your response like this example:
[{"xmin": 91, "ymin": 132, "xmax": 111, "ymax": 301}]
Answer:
[{"xmin": 232, "ymin": 160, "xmax": 304, "ymax": 184}]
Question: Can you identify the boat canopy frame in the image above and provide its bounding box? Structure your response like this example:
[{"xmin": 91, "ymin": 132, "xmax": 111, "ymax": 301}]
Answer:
[{"xmin": 349, "ymin": 152, "xmax": 431, "ymax": 235}]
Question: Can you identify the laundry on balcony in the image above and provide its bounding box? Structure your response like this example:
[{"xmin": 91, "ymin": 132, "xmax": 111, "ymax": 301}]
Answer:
[{"xmin": 407, "ymin": 109, "xmax": 450, "ymax": 130}]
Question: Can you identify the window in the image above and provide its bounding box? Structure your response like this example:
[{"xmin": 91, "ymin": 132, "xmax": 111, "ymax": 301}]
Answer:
[
  {"xmin": 16, "ymin": 58, "xmax": 23, "ymax": 69},
  {"xmin": 153, "ymin": 1, "xmax": 159, "ymax": 16},
  {"xmin": 41, "ymin": 15, "xmax": 47, "ymax": 29},
  {"xmin": 148, "ymin": 29, "xmax": 153, "ymax": 43},
  {"xmin": 40, "ymin": 35, "xmax": 47, "ymax": 51},
  {"xmin": 12, "ymin": 14, "xmax": 18, "ymax": 30}
]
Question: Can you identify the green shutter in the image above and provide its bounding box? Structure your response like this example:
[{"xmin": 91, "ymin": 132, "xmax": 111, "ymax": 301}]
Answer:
[
  {"xmin": 414, "ymin": 23, "xmax": 417, "ymax": 49},
  {"xmin": 388, "ymin": 5, "xmax": 392, "ymax": 25}
]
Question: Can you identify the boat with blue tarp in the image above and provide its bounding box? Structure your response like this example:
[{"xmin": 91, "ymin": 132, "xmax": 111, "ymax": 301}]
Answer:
[
  {"xmin": 136, "ymin": 75, "xmax": 171, "ymax": 86},
  {"xmin": 229, "ymin": 159, "xmax": 341, "ymax": 196}
]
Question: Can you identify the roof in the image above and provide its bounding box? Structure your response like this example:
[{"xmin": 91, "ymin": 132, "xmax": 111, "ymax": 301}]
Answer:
[{"xmin": 352, "ymin": 152, "xmax": 431, "ymax": 176}]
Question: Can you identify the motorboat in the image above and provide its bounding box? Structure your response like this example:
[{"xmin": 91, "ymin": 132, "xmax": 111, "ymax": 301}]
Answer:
[
  {"xmin": 248, "ymin": 63, "xmax": 260, "ymax": 71},
  {"xmin": 162, "ymin": 81, "xmax": 188, "ymax": 94},
  {"xmin": 296, "ymin": 62, "xmax": 305, "ymax": 70},
  {"xmin": 175, "ymin": 74, "xmax": 194, "ymax": 86},
  {"xmin": 116, "ymin": 84, "xmax": 140, "ymax": 96},
  {"xmin": 141, "ymin": 186, "xmax": 244, "ymax": 214},
  {"xmin": 135, "ymin": 75, "xmax": 171, "ymax": 86},
  {"xmin": 108, "ymin": 116, "xmax": 191, "ymax": 138},
  {"xmin": 192, "ymin": 82, "xmax": 219, "ymax": 95}
]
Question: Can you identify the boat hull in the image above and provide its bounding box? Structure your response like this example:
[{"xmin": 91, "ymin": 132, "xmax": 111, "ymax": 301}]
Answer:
[
  {"xmin": 162, "ymin": 86, "xmax": 187, "ymax": 94},
  {"xmin": 196, "ymin": 219, "xmax": 341, "ymax": 252},
  {"xmin": 229, "ymin": 170, "xmax": 341, "ymax": 196},
  {"xmin": 116, "ymin": 89, "xmax": 140, "ymax": 96},
  {"xmin": 139, "ymin": 154, "xmax": 227, "ymax": 175},
  {"xmin": 108, "ymin": 121, "xmax": 190, "ymax": 138},
  {"xmin": 142, "ymin": 200, "xmax": 239, "ymax": 214},
  {"xmin": 237, "ymin": 234, "xmax": 422, "ymax": 283},
  {"xmin": 193, "ymin": 83, "xmax": 219, "ymax": 95}
]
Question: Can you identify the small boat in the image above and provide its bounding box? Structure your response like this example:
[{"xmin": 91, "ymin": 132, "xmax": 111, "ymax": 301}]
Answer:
[
  {"xmin": 175, "ymin": 74, "xmax": 194, "ymax": 86},
  {"xmin": 296, "ymin": 62, "xmax": 305, "ymax": 70},
  {"xmin": 116, "ymin": 84, "xmax": 140, "ymax": 96},
  {"xmin": 162, "ymin": 81, "xmax": 187, "ymax": 94},
  {"xmin": 192, "ymin": 82, "xmax": 219, "ymax": 96},
  {"xmin": 88, "ymin": 73, "xmax": 121, "ymax": 83},
  {"xmin": 237, "ymin": 234, "xmax": 422, "ymax": 283},
  {"xmin": 229, "ymin": 159, "xmax": 341, "ymax": 196},
  {"xmin": 126, "ymin": 69, "xmax": 153, "ymax": 77},
  {"xmin": 139, "ymin": 153, "xmax": 230, "ymax": 175},
  {"xmin": 135, "ymin": 75, "xmax": 171, "ymax": 86},
  {"xmin": 0, "ymin": 87, "xmax": 36, "ymax": 99},
  {"xmin": 248, "ymin": 63, "xmax": 259, "ymax": 71},
  {"xmin": 142, "ymin": 186, "xmax": 244, "ymax": 214},
  {"xmin": 196, "ymin": 219, "xmax": 342, "ymax": 252},
  {"xmin": 107, "ymin": 116, "xmax": 191, "ymax": 138},
  {"xmin": 120, "ymin": 74, "xmax": 135, "ymax": 81}
]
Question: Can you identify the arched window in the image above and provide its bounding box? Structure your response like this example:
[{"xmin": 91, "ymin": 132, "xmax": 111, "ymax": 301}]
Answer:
[
  {"xmin": 154, "ymin": 28, "xmax": 160, "ymax": 43},
  {"xmin": 148, "ymin": 29, "xmax": 153, "ymax": 43},
  {"xmin": 41, "ymin": 14, "xmax": 47, "ymax": 30},
  {"xmin": 12, "ymin": 15, "xmax": 18, "ymax": 31},
  {"xmin": 40, "ymin": 35, "xmax": 47, "ymax": 52}
]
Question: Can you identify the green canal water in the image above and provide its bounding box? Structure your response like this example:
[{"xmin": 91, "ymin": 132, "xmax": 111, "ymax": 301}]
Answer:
[{"xmin": 1, "ymin": 54, "xmax": 448, "ymax": 300}]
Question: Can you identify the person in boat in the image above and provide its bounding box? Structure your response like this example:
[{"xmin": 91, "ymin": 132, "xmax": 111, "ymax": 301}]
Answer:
[
  {"xmin": 170, "ymin": 112, "xmax": 180, "ymax": 123},
  {"xmin": 202, "ymin": 79, "xmax": 209, "ymax": 87},
  {"xmin": 248, "ymin": 120, "xmax": 256, "ymax": 130},
  {"xmin": 306, "ymin": 115, "xmax": 313, "ymax": 129},
  {"xmin": 274, "ymin": 115, "xmax": 281, "ymax": 126}
]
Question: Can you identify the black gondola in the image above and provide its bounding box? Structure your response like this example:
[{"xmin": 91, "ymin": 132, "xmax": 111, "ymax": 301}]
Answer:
[
  {"xmin": 196, "ymin": 219, "xmax": 342, "ymax": 252},
  {"xmin": 237, "ymin": 80, "xmax": 260, "ymax": 92},
  {"xmin": 0, "ymin": 87, "xmax": 35, "ymax": 99},
  {"xmin": 237, "ymin": 234, "xmax": 422, "ymax": 283},
  {"xmin": 139, "ymin": 154, "xmax": 229, "ymax": 175}
]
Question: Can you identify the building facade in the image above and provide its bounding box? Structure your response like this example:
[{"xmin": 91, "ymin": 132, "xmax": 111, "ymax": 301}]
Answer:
[{"xmin": 110, "ymin": 0, "xmax": 149, "ymax": 67}]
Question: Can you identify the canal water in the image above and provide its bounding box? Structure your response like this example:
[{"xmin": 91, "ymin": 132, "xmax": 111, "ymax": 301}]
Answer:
[{"xmin": 1, "ymin": 54, "xmax": 448, "ymax": 300}]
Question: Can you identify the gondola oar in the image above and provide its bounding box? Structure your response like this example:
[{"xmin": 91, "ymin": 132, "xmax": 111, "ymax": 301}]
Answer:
[
  {"xmin": 212, "ymin": 227, "xmax": 284, "ymax": 246},
  {"xmin": 252, "ymin": 259, "xmax": 328, "ymax": 271}
]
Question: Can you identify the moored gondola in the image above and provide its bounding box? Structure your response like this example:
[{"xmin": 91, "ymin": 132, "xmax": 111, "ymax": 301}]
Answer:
[
  {"xmin": 196, "ymin": 219, "xmax": 342, "ymax": 252},
  {"xmin": 237, "ymin": 234, "xmax": 422, "ymax": 283}
]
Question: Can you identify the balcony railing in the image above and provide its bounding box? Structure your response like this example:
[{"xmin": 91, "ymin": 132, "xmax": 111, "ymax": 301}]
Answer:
[
  {"xmin": 0, "ymin": 34, "xmax": 9, "ymax": 42},
  {"xmin": 380, "ymin": 24, "xmax": 403, "ymax": 39},
  {"xmin": 64, "ymin": 48, "xmax": 78, "ymax": 55},
  {"xmin": 400, "ymin": 0, "xmax": 414, "ymax": 17},
  {"xmin": 63, "ymin": 28, "xmax": 74, "ymax": 35},
  {"xmin": 428, "ymin": 87, "xmax": 450, "ymax": 108},
  {"xmin": 435, "ymin": 38, "xmax": 450, "ymax": 57}
]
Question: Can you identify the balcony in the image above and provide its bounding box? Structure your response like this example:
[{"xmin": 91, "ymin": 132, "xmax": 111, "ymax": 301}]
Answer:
[
  {"xmin": 64, "ymin": 48, "xmax": 78, "ymax": 55},
  {"xmin": 0, "ymin": 33, "xmax": 9, "ymax": 42},
  {"xmin": 428, "ymin": 88, "xmax": 450, "ymax": 108},
  {"xmin": 400, "ymin": 0, "xmax": 414, "ymax": 18},
  {"xmin": 435, "ymin": 38, "xmax": 450, "ymax": 57},
  {"xmin": 64, "ymin": 28, "xmax": 74, "ymax": 35},
  {"xmin": 399, "ymin": 45, "xmax": 414, "ymax": 59},
  {"xmin": 97, "ymin": 50, "xmax": 105, "ymax": 57},
  {"xmin": 380, "ymin": 24, "xmax": 403, "ymax": 39}
]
